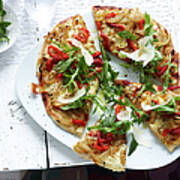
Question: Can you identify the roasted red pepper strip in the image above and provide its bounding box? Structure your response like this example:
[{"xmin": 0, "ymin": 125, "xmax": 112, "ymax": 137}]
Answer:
[
  {"xmin": 107, "ymin": 23, "xmax": 125, "ymax": 31},
  {"xmin": 93, "ymin": 58, "xmax": 103, "ymax": 67},
  {"xmin": 94, "ymin": 140, "xmax": 109, "ymax": 152},
  {"xmin": 157, "ymin": 65, "xmax": 168, "ymax": 76},
  {"xmin": 115, "ymin": 104, "xmax": 121, "ymax": 115},
  {"xmin": 100, "ymin": 31, "xmax": 110, "ymax": 50},
  {"xmin": 72, "ymin": 119, "xmax": 86, "ymax": 126},
  {"xmin": 105, "ymin": 12, "xmax": 116, "ymax": 19},
  {"xmin": 127, "ymin": 39, "xmax": 137, "ymax": 51},
  {"xmin": 162, "ymin": 128, "xmax": 171, "ymax": 137},
  {"xmin": 48, "ymin": 45, "xmax": 69, "ymax": 60},
  {"xmin": 176, "ymin": 112, "xmax": 180, "ymax": 116},
  {"xmin": 92, "ymin": 51, "xmax": 101, "ymax": 58},
  {"xmin": 152, "ymin": 99, "xmax": 159, "ymax": 105},
  {"xmin": 157, "ymin": 86, "xmax": 163, "ymax": 91},
  {"xmin": 139, "ymin": 19, "xmax": 145, "ymax": 30},
  {"xmin": 135, "ymin": 111, "xmax": 141, "ymax": 117},
  {"xmin": 171, "ymin": 126, "xmax": 180, "ymax": 135},
  {"xmin": 96, "ymin": 21, "xmax": 102, "ymax": 30},
  {"xmin": 46, "ymin": 58, "xmax": 54, "ymax": 71},
  {"xmin": 121, "ymin": 80, "xmax": 131, "ymax": 85},
  {"xmin": 76, "ymin": 80, "xmax": 83, "ymax": 89},
  {"xmin": 56, "ymin": 73, "xmax": 63, "ymax": 79},
  {"xmin": 31, "ymin": 83, "xmax": 39, "ymax": 94},
  {"xmin": 168, "ymin": 85, "xmax": 180, "ymax": 91},
  {"xmin": 74, "ymin": 28, "xmax": 90, "ymax": 43},
  {"xmin": 96, "ymin": 67, "xmax": 102, "ymax": 73}
]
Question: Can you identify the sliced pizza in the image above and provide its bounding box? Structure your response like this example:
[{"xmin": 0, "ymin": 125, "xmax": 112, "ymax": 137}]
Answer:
[
  {"xmin": 93, "ymin": 6, "xmax": 179, "ymax": 86},
  {"xmin": 34, "ymin": 15, "xmax": 102, "ymax": 137},
  {"xmin": 74, "ymin": 119, "xmax": 127, "ymax": 172},
  {"xmin": 115, "ymin": 79, "xmax": 180, "ymax": 152}
]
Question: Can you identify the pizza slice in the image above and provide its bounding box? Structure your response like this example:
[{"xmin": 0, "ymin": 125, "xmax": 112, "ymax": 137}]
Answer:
[
  {"xmin": 34, "ymin": 15, "xmax": 102, "ymax": 137},
  {"xmin": 93, "ymin": 6, "xmax": 179, "ymax": 86},
  {"xmin": 73, "ymin": 111, "xmax": 127, "ymax": 172},
  {"xmin": 115, "ymin": 79, "xmax": 180, "ymax": 152}
]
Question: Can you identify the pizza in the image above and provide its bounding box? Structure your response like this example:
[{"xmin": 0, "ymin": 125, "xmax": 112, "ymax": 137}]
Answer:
[
  {"xmin": 31, "ymin": 6, "xmax": 180, "ymax": 172},
  {"xmin": 33, "ymin": 15, "xmax": 102, "ymax": 137},
  {"xmin": 115, "ymin": 79, "xmax": 180, "ymax": 152},
  {"xmin": 93, "ymin": 6, "xmax": 179, "ymax": 86}
]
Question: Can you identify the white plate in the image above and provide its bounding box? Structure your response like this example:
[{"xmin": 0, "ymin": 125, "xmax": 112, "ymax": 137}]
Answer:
[
  {"xmin": 0, "ymin": 3, "xmax": 19, "ymax": 53},
  {"xmin": 15, "ymin": 11, "xmax": 180, "ymax": 170}
]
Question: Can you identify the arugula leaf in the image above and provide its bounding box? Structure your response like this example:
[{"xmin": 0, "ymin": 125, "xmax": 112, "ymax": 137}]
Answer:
[
  {"xmin": 143, "ymin": 12, "xmax": 156, "ymax": 36},
  {"xmin": 119, "ymin": 62, "xmax": 132, "ymax": 69},
  {"xmin": 128, "ymin": 133, "xmax": 138, "ymax": 156},
  {"xmin": 163, "ymin": 54, "xmax": 172, "ymax": 92},
  {"xmin": 118, "ymin": 30, "xmax": 136, "ymax": 40}
]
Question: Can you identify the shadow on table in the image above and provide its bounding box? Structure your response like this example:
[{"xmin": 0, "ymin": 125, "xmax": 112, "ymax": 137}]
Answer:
[{"xmin": 23, "ymin": 158, "xmax": 180, "ymax": 180}]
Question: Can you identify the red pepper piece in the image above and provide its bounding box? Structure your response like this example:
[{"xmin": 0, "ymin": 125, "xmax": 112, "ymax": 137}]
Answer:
[
  {"xmin": 162, "ymin": 128, "xmax": 171, "ymax": 137},
  {"xmin": 46, "ymin": 58, "xmax": 54, "ymax": 71},
  {"xmin": 96, "ymin": 21, "xmax": 102, "ymax": 30},
  {"xmin": 74, "ymin": 28, "xmax": 90, "ymax": 43},
  {"xmin": 171, "ymin": 126, "xmax": 180, "ymax": 135},
  {"xmin": 94, "ymin": 140, "xmax": 109, "ymax": 152},
  {"xmin": 127, "ymin": 39, "xmax": 137, "ymax": 51},
  {"xmin": 56, "ymin": 73, "xmax": 63, "ymax": 79},
  {"xmin": 168, "ymin": 85, "xmax": 180, "ymax": 91},
  {"xmin": 96, "ymin": 67, "xmax": 102, "ymax": 73},
  {"xmin": 107, "ymin": 23, "xmax": 125, "ymax": 31},
  {"xmin": 76, "ymin": 80, "xmax": 83, "ymax": 89},
  {"xmin": 176, "ymin": 112, "xmax": 180, "ymax": 116},
  {"xmin": 115, "ymin": 104, "xmax": 121, "ymax": 115},
  {"xmin": 163, "ymin": 45, "xmax": 167, "ymax": 54},
  {"xmin": 72, "ymin": 119, "xmax": 86, "ymax": 126},
  {"xmin": 157, "ymin": 65, "xmax": 168, "ymax": 76},
  {"xmin": 48, "ymin": 45, "xmax": 69, "ymax": 60},
  {"xmin": 121, "ymin": 80, "xmax": 131, "ymax": 85},
  {"xmin": 84, "ymin": 113, "xmax": 89, "ymax": 121},
  {"xmin": 135, "ymin": 111, "xmax": 141, "ymax": 118},
  {"xmin": 157, "ymin": 86, "xmax": 163, "ymax": 91},
  {"xmin": 139, "ymin": 19, "xmax": 145, "ymax": 30},
  {"xmin": 88, "ymin": 130, "xmax": 95, "ymax": 137},
  {"xmin": 31, "ymin": 83, "xmax": 39, "ymax": 94},
  {"xmin": 92, "ymin": 51, "xmax": 101, "ymax": 58},
  {"xmin": 105, "ymin": 12, "xmax": 116, "ymax": 19},
  {"xmin": 152, "ymin": 99, "xmax": 159, "ymax": 105},
  {"xmin": 100, "ymin": 31, "xmax": 110, "ymax": 50},
  {"xmin": 93, "ymin": 58, "xmax": 103, "ymax": 67}
]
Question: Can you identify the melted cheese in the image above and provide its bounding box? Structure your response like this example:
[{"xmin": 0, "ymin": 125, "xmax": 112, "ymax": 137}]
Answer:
[
  {"xmin": 120, "ymin": 36, "xmax": 157, "ymax": 67},
  {"xmin": 116, "ymin": 107, "xmax": 133, "ymax": 121},
  {"xmin": 68, "ymin": 38, "xmax": 93, "ymax": 66}
]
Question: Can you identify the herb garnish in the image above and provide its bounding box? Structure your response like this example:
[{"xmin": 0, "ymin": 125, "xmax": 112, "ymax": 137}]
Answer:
[
  {"xmin": 128, "ymin": 133, "xmax": 138, "ymax": 156},
  {"xmin": 0, "ymin": 0, "xmax": 11, "ymax": 42},
  {"xmin": 118, "ymin": 30, "xmax": 136, "ymax": 41}
]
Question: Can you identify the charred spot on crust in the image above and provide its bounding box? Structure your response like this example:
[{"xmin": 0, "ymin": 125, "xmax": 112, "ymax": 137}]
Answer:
[
  {"xmin": 171, "ymin": 49, "xmax": 175, "ymax": 56},
  {"xmin": 42, "ymin": 92, "xmax": 47, "ymax": 106},
  {"xmin": 56, "ymin": 120, "xmax": 60, "ymax": 123}
]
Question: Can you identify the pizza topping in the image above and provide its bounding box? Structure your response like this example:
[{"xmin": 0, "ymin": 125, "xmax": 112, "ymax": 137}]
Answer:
[
  {"xmin": 93, "ymin": 58, "xmax": 103, "ymax": 67},
  {"xmin": 31, "ymin": 83, "xmax": 39, "ymax": 94},
  {"xmin": 100, "ymin": 31, "xmax": 110, "ymax": 50},
  {"xmin": 106, "ymin": 23, "xmax": 125, "ymax": 31},
  {"xmin": 56, "ymin": 87, "xmax": 86, "ymax": 105},
  {"xmin": 46, "ymin": 58, "xmax": 54, "ymax": 71},
  {"xmin": 68, "ymin": 38, "xmax": 93, "ymax": 66},
  {"xmin": 116, "ymin": 107, "xmax": 133, "ymax": 121},
  {"xmin": 120, "ymin": 36, "xmax": 156, "ymax": 66},
  {"xmin": 92, "ymin": 51, "xmax": 101, "ymax": 58},
  {"xmin": 105, "ymin": 12, "xmax": 116, "ymax": 19},
  {"xmin": 74, "ymin": 27, "xmax": 90, "ymax": 43},
  {"xmin": 157, "ymin": 65, "xmax": 168, "ymax": 76},
  {"xmin": 48, "ymin": 45, "xmax": 69, "ymax": 60},
  {"xmin": 127, "ymin": 39, "xmax": 137, "ymax": 51},
  {"xmin": 72, "ymin": 119, "xmax": 86, "ymax": 126},
  {"xmin": 56, "ymin": 73, "xmax": 63, "ymax": 79},
  {"xmin": 168, "ymin": 85, "xmax": 180, "ymax": 91},
  {"xmin": 118, "ymin": 30, "xmax": 137, "ymax": 41},
  {"xmin": 139, "ymin": 19, "xmax": 145, "ymax": 30},
  {"xmin": 162, "ymin": 126, "xmax": 180, "ymax": 137}
]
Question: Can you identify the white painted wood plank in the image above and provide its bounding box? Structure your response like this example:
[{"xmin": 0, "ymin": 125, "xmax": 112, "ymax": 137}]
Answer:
[{"xmin": 0, "ymin": 65, "xmax": 47, "ymax": 171}]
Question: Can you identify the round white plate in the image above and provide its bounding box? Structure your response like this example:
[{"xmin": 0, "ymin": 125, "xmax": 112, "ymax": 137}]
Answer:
[
  {"xmin": 0, "ymin": 3, "xmax": 19, "ymax": 53},
  {"xmin": 15, "ymin": 11, "xmax": 180, "ymax": 170}
]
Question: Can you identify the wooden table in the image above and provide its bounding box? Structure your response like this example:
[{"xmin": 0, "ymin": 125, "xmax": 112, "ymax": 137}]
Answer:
[{"xmin": 0, "ymin": 0, "xmax": 179, "ymax": 171}]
